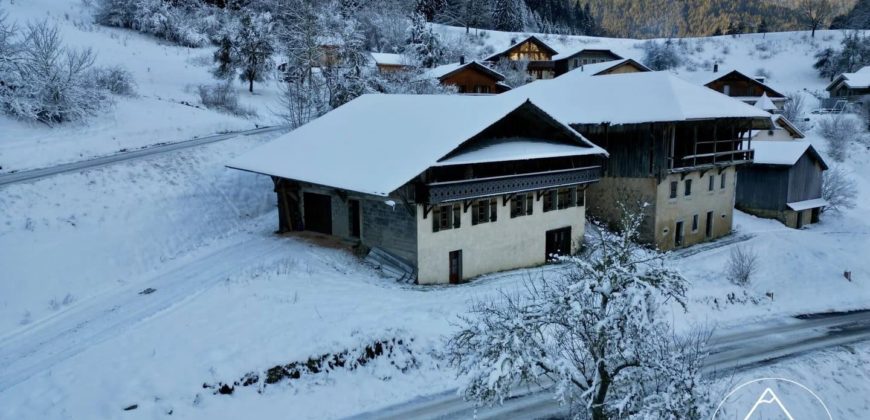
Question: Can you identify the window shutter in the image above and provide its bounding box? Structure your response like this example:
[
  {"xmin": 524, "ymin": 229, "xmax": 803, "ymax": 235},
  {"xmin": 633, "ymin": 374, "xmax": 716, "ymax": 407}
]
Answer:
[
  {"xmin": 471, "ymin": 202, "xmax": 479, "ymax": 225},
  {"xmin": 490, "ymin": 199, "xmax": 498, "ymax": 222},
  {"xmin": 453, "ymin": 205, "xmax": 461, "ymax": 228}
]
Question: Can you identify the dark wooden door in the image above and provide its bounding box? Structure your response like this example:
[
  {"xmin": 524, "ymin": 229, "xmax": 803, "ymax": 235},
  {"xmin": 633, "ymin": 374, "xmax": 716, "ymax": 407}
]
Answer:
[
  {"xmin": 545, "ymin": 227, "xmax": 572, "ymax": 261},
  {"xmin": 449, "ymin": 250, "xmax": 462, "ymax": 284},
  {"xmin": 675, "ymin": 221, "xmax": 684, "ymax": 247},
  {"xmin": 303, "ymin": 192, "xmax": 332, "ymax": 235},
  {"xmin": 705, "ymin": 211, "xmax": 714, "ymax": 238},
  {"xmin": 348, "ymin": 199, "xmax": 361, "ymax": 238}
]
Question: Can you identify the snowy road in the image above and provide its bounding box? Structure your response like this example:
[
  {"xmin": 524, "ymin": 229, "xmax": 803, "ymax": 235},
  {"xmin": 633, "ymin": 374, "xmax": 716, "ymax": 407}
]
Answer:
[
  {"xmin": 0, "ymin": 125, "xmax": 288, "ymax": 186},
  {"xmin": 0, "ymin": 235, "xmax": 289, "ymax": 393},
  {"xmin": 353, "ymin": 310, "xmax": 870, "ymax": 420}
]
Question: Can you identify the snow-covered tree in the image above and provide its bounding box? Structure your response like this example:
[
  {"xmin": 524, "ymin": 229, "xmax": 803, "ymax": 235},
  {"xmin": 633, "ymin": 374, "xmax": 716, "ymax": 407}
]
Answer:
[
  {"xmin": 490, "ymin": 0, "xmax": 524, "ymax": 31},
  {"xmin": 406, "ymin": 12, "xmax": 444, "ymax": 68},
  {"xmin": 212, "ymin": 34, "xmax": 236, "ymax": 80},
  {"xmin": 642, "ymin": 39, "xmax": 682, "ymax": 71},
  {"xmin": 448, "ymin": 202, "xmax": 712, "ymax": 420},
  {"xmin": 822, "ymin": 165, "xmax": 858, "ymax": 214},
  {"xmin": 1, "ymin": 21, "xmax": 108, "ymax": 124},
  {"xmin": 440, "ymin": 0, "xmax": 492, "ymax": 33},
  {"xmin": 233, "ymin": 12, "xmax": 275, "ymax": 93}
]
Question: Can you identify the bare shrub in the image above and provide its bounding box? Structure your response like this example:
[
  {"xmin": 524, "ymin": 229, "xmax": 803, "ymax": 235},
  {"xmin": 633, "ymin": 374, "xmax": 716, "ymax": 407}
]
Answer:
[
  {"xmin": 821, "ymin": 165, "xmax": 858, "ymax": 214},
  {"xmin": 818, "ymin": 114, "xmax": 864, "ymax": 162},
  {"xmin": 93, "ymin": 65, "xmax": 137, "ymax": 96},
  {"xmin": 197, "ymin": 83, "xmax": 256, "ymax": 118},
  {"xmin": 726, "ymin": 245, "xmax": 758, "ymax": 286},
  {"xmin": 781, "ymin": 92, "xmax": 809, "ymax": 130},
  {"xmin": 1, "ymin": 21, "xmax": 108, "ymax": 124}
]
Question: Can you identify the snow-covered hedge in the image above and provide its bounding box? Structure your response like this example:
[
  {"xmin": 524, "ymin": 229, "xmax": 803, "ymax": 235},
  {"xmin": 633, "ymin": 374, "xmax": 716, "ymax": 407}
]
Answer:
[{"xmin": 93, "ymin": 0, "xmax": 222, "ymax": 48}]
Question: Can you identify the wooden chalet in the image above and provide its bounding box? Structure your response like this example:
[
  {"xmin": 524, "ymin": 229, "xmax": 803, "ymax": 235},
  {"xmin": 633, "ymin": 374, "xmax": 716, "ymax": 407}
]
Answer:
[
  {"xmin": 370, "ymin": 52, "xmax": 411, "ymax": 74},
  {"xmin": 684, "ymin": 67, "xmax": 788, "ymax": 111},
  {"xmin": 228, "ymin": 95, "xmax": 606, "ymax": 284},
  {"xmin": 423, "ymin": 59, "xmax": 511, "ymax": 94},
  {"xmin": 553, "ymin": 48, "xmax": 624, "ymax": 76},
  {"xmin": 509, "ymin": 71, "xmax": 772, "ymax": 250},
  {"xmin": 736, "ymin": 141, "xmax": 828, "ymax": 228},
  {"xmin": 485, "ymin": 36, "xmax": 559, "ymax": 80},
  {"xmin": 826, "ymin": 66, "xmax": 870, "ymax": 100}
]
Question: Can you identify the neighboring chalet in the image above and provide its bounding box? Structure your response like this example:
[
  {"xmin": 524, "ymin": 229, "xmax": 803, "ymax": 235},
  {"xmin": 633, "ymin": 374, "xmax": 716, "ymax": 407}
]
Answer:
[
  {"xmin": 370, "ymin": 52, "xmax": 411, "ymax": 74},
  {"xmin": 508, "ymin": 71, "xmax": 772, "ymax": 250},
  {"xmin": 423, "ymin": 59, "xmax": 511, "ymax": 94},
  {"xmin": 228, "ymin": 95, "xmax": 607, "ymax": 284},
  {"xmin": 485, "ymin": 36, "xmax": 559, "ymax": 80},
  {"xmin": 553, "ymin": 48, "xmax": 624, "ymax": 76},
  {"xmin": 684, "ymin": 67, "xmax": 788, "ymax": 111},
  {"xmin": 752, "ymin": 114, "xmax": 805, "ymax": 141},
  {"xmin": 555, "ymin": 58, "xmax": 650, "ymax": 78},
  {"xmin": 736, "ymin": 140, "xmax": 828, "ymax": 228},
  {"xmin": 826, "ymin": 66, "xmax": 870, "ymax": 100}
]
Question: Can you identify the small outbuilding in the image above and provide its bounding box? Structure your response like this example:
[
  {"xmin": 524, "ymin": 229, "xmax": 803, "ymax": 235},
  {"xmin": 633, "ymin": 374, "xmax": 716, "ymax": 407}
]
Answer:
[
  {"xmin": 735, "ymin": 141, "xmax": 828, "ymax": 228},
  {"xmin": 682, "ymin": 68, "xmax": 788, "ymax": 111},
  {"xmin": 826, "ymin": 66, "xmax": 870, "ymax": 100},
  {"xmin": 422, "ymin": 60, "xmax": 511, "ymax": 94}
]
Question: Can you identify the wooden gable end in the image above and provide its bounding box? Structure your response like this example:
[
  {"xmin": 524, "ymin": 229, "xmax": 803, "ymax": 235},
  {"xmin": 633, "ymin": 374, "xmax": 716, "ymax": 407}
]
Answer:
[
  {"xmin": 440, "ymin": 65, "xmax": 503, "ymax": 94},
  {"xmin": 706, "ymin": 71, "xmax": 785, "ymax": 98}
]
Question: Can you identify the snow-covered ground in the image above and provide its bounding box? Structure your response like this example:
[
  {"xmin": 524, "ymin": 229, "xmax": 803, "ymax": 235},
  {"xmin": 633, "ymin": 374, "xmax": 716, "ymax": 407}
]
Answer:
[
  {"xmin": 0, "ymin": 0, "xmax": 283, "ymax": 173},
  {"xmin": 1, "ymin": 2, "xmax": 870, "ymax": 417}
]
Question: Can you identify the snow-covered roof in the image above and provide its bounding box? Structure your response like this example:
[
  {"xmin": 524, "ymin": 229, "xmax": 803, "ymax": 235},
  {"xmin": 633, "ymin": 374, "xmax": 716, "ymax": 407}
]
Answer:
[
  {"xmin": 773, "ymin": 115, "xmax": 805, "ymax": 138},
  {"xmin": 227, "ymin": 95, "xmax": 603, "ymax": 197},
  {"xmin": 828, "ymin": 66, "xmax": 870, "ymax": 90},
  {"xmin": 787, "ymin": 198, "xmax": 828, "ymax": 211},
  {"xmin": 370, "ymin": 52, "xmax": 409, "ymax": 66},
  {"xmin": 677, "ymin": 68, "xmax": 787, "ymax": 98},
  {"xmin": 556, "ymin": 58, "xmax": 650, "ymax": 78},
  {"xmin": 506, "ymin": 71, "xmax": 774, "ymax": 127},
  {"xmin": 422, "ymin": 61, "xmax": 505, "ymax": 81},
  {"xmin": 754, "ymin": 92, "xmax": 777, "ymax": 111},
  {"xmin": 434, "ymin": 138, "xmax": 603, "ymax": 166},
  {"xmin": 745, "ymin": 140, "xmax": 826, "ymax": 168},
  {"xmin": 552, "ymin": 47, "xmax": 623, "ymax": 61}
]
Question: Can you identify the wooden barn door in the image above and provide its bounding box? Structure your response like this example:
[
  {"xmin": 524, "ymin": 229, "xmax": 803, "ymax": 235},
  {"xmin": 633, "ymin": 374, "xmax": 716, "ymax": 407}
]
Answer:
[
  {"xmin": 348, "ymin": 199, "xmax": 361, "ymax": 238},
  {"xmin": 449, "ymin": 250, "xmax": 463, "ymax": 284},
  {"xmin": 303, "ymin": 192, "xmax": 332, "ymax": 235},
  {"xmin": 545, "ymin": 227, "xmax": 572, "ymax": 261}
]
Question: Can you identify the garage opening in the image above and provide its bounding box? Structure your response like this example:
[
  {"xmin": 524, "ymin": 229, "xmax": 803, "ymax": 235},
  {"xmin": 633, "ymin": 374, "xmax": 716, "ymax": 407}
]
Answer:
[
  {"xmin": 303, "ymin": 192, "xmax": 333, "ymax": 235},
  {"xmin": 545, "ymin": 227, "xmax": 572, "ymax": 261}
]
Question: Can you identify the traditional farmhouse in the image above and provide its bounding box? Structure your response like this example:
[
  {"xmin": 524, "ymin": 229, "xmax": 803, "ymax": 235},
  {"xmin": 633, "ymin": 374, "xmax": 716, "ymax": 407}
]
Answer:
[
  {"xmin": 228, "ymin": 95, "xmax": 607, "ymax": 284},
  {"xmin": 683, "ymin": 67, "xmax": 788, "ymax": 111},
  {"xmin": 826, "ymin": 66, "xmax": 870, "ymax": 101},
  {"xmin": 553, "ymin": 48, "xmax": 624, "ymax": 76},
  {"xmin": 423, "ymin": 59, "xmax": 511, "ymax": 94},
  {"xmin": 508, "ymin": 71, "xmax": 772, "ymax": 250},
  {"xmin": 735, "ymin": 140, "xmax": 828, "ymax": 228},
  {"xmin": 485, "ymin": 36, "xmax": 559, "ymax": 80},
  {"xmin": 555, "ymin": 58, "xmax": 650, "ymax": 78},
  {"xmin": 370, "ymin": 52, "xmax": 411, "ymax": 74}
]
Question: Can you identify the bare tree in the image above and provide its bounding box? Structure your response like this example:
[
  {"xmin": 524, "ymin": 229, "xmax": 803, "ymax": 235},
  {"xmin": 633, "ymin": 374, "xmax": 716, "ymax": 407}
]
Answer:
[
  {"xmin": 797, "ymin": 0, "xmax": 833, "ymax": 38},
  {"xmin": 726, "ymin": 245, "xmax": 759, "ymax": 286},
  {"xmin": 818, "ymin": 113, "xmax": 865, "ymax": 162},
  {"xmin": 781, "ymin": 92, "xmax": 808, "ymax": 131},
  {"xmin": 821, "ymin": 165, "xmax": 858, "ymax": 214},
  {"xmin": 448, "ymin": 203, "xmax": 713, "ymax": 420}
]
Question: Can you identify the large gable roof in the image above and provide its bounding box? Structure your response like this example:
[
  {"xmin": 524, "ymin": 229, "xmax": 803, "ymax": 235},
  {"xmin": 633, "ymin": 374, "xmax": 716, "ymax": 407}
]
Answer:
[
  {"xmin": 826, "ymin": 66, "xmax": 870, "ymax": 91},
  {"xmin": 556, "ymin": 58, "xmax": 651, "ymax": 78},
  {"xmin": 228, "ymin": 95, "xmax": 603, "ymax": 197},
  {"xmin": 506, "ymin": 71, "xmax": 773, "ymax": 127},
  {"xmin": 423, "ymin": 61, "xmax": 506, "ymax": 82},
  {"xmin": 746, "ymin": 140, "xmax": 827, "ymax": 169},
  {"xmin": 552, "ymin": 47, "xmax": 623, "ymax": 61}
]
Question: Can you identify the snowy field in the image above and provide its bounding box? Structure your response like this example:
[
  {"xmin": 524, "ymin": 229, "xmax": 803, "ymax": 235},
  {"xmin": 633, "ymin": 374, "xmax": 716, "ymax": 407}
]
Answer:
[
  {"xmin": 1, "ymin": 1, "xmax": 870, "ymax": 417},
  {"xmin": 0, "ymin": 0, "xmax": 282, "ymax": 173}
]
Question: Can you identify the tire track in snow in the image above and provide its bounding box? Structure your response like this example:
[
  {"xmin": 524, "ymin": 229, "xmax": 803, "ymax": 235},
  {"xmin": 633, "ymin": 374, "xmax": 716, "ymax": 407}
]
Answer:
[{"xmin": 0, "ymin": 235, "xmax": 287, "ymax": 393}]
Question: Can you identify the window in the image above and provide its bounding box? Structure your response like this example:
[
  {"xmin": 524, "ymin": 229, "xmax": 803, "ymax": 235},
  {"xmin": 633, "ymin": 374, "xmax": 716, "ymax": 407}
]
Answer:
[
  {"xmin": 432, "ymin": 203, "xmax": 461, "ymax": 232},
  {"xmin": 669, "ymin": 181, "xmax": 678, "ymax": 199},
  {"xmin": 723, "ymin": 84, "xmax": 731, "ymax": 95},
  {"xmin": 543, "ymin": 190, "xmax": 556, "ymax": 212},
  {"xmin": 708, "ymin": 175, "xmax": 714, "ymax": 191},
  {"xmin": 471, "ymin": 198, "xmax": 498, "ymax": 225},
  {"xmin": 684, "ymin": 179, "xmax": 692, "ymax": 196},
  {"xmin": 457, "ymin": 85, "xmax": 467, "ymax": 93},
  {"xmin": 720, "ymin": 173, "xmax": 726, "ymax": 189},
  {"xmin": 511, "ymin": 193, "xmax": 534, "ymax": 218},
  {"xmin": 474, "ymin": 85, "xmax": 491, "ymax": 94},
  {"xmin": 557, "ymin": 188, "xmax": 576, "ymax": 210},
  {"xmin": 692, "ymin": 214, "xmax": 699, "ymax": 232},
  {"xmin": 576, "ymin": 186, "xmax": 585, "ymax": 207}
]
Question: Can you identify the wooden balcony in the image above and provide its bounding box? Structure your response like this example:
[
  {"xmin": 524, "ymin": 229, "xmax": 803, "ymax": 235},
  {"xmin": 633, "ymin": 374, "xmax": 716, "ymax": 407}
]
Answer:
[{"xmin": 423, "ymin": 166, "xmax": 602, "ymax": 204}]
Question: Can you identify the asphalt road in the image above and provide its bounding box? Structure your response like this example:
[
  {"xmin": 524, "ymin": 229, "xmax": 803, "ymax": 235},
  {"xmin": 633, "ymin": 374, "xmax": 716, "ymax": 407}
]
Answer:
[
  {"xmin": 0, "ymin": 125, "xmax": 288, "ymax": 186},
  {"xmin": 351, "ymin": 309, "xmax": 870, "ymax": 420}
]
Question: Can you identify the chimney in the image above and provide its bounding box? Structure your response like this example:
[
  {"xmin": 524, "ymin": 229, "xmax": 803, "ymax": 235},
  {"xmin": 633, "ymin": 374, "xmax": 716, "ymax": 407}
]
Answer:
[
  {"xmin": 459, "ymin": 55, "xmax": 465, "ymax": 65},
  {"xmin": 713, "ymin": 63, "xmax": 719, "ymax": 73}
]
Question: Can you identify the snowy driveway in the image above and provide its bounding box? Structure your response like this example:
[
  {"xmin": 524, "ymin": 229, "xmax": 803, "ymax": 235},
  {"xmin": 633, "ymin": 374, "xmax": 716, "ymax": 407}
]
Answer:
[{"xmin": 0, "ymin": 234, "xmax": 287, "ymax": 393}]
